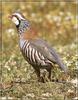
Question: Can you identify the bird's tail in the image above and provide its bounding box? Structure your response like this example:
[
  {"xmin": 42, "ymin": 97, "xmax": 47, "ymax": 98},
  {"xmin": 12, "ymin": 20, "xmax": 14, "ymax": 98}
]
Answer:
[
  {"xmin": 56, "ymin": 58, "xmax": 68, "ymax": 73},
  {"xmin": 50, "ymin": 48, "xmax": 68, "ymax": 73}
]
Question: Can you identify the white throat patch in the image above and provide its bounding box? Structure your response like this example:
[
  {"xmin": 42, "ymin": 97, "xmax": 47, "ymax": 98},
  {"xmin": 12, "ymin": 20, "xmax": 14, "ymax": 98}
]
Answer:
[{"xmin": 12, "ymin": 16, "xmax": 19, "ymax": 25}]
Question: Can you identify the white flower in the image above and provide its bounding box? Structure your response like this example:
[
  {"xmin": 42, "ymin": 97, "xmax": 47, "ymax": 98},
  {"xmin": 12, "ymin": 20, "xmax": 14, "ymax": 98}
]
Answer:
[
  {"xmin": 31, "ymin": 13, "xmax": 36, "ymax": 18},
  {"xmin": 26, "ymin": 93, "xmax": 35, "ymax": 98},
  {"xmin": 53, "ymin": 16, "xmax": 61, "ymax": 22},
  {"xmin": 42, "ymin": 92, "xmax": 52, "ymax": 97},
  {"xmin": 71, "ymin": 78, "xmax": 78, "ymax": 87},
  {"xmin": 4, "ymin": 65, "xmax": 10, "ymax": 71},
  {"xmin": 73, "ymin": 97, "xmax": 78, "ymax": 100},
  {"xmin": 7, "ymin": 29, "xmax": 15, "ymax": 36},
  {"xmin": 24, "ymin": 68, "xmax": 27, "ymax": 72},
  {"xmin": 45, "ymin": 14, "xmax": 52, "ymax": 20},
  {"xmin": 59, "ymin": 11, "xmax": 64, "ymax": 16}
]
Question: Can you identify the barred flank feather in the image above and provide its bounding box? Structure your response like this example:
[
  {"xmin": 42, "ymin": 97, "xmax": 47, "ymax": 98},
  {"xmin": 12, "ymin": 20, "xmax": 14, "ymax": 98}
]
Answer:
[{"xmin": 20, "ymin": 39, "xmax": 50, "ymax": 67}]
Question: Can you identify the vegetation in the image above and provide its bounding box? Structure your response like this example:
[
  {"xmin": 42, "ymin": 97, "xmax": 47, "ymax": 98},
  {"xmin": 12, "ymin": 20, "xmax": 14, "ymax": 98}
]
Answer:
[{"xmin": 1, "ymin": 1, "xmax": 78, "ymax": 100}]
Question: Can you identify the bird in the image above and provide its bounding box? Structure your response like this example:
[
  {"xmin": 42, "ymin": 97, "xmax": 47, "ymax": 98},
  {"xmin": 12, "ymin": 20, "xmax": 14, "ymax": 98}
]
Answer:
[{"xmin": 9, "ymin": 12, "xmax": 68, "ymax": 82}]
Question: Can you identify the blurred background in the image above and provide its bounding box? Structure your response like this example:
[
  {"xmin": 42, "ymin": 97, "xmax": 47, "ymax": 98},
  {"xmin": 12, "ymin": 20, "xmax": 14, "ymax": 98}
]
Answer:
[{"xmin": 1, "ymin": 1, "xmax": 78, "ymax": 99}]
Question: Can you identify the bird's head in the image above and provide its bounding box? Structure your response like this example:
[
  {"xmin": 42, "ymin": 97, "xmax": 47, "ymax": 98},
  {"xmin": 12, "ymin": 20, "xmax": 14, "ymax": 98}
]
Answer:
[
  {"xmin": 9, "ymin": 12, "xmax": 26, "ymax": 26},
  {"xmin": 9, "ymin": 12, "xmax": 30, "ymax": 34}
]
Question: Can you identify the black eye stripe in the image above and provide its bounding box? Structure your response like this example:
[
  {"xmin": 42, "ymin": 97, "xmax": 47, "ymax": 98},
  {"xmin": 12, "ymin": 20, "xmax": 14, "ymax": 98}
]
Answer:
[{"xmin": 12, "ymin": 15, "xmax": 19, "ymax": 20}]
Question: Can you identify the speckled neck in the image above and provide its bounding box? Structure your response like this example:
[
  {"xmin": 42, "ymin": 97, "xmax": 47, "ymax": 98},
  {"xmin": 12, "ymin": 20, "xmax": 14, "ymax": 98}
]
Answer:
[{"xmin": 18, "ymin": 20, "xmax": 30, "ymax": 34}]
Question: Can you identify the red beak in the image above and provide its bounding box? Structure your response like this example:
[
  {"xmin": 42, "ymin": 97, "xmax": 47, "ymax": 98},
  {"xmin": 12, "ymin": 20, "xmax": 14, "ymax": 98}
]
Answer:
[{"xmin": 8, "ymin": 15, "xmax": 12, "ymax": 20}]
